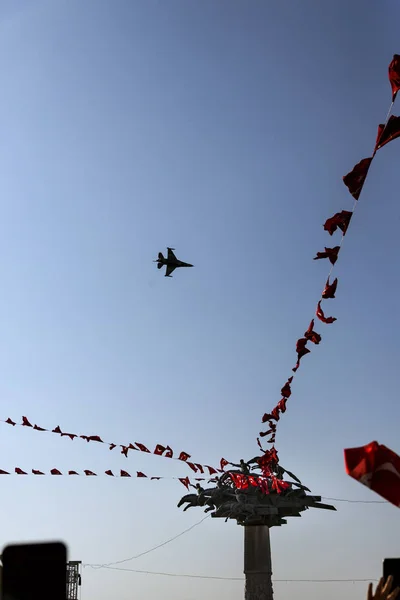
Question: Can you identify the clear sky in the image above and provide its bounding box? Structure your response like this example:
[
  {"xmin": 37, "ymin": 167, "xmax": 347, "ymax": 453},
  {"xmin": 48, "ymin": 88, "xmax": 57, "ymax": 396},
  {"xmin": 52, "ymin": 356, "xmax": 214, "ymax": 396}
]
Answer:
[{"xmin": 1, "ymin": 1, "xmax": 400, "ymax": 599}]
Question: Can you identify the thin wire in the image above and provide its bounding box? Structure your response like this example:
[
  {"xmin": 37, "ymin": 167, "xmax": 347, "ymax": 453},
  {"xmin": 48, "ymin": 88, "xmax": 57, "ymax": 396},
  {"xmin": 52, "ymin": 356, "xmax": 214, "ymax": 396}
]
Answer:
[
  {"xmin": 322, "ymin": 496, "xmax": 386, "ymax": 504},
  {"xmin": 85, "ymin": 515, "xmax": 210, "ymax": 568},
  {"xmin": 88, "ymin": 565, "xmax": 378, "ymax": 583}
]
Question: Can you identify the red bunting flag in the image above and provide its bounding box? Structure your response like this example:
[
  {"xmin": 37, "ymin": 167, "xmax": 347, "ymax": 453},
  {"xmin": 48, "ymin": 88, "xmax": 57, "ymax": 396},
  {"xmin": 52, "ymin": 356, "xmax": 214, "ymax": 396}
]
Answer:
[
  {"xmin": 109, "ymin": 443, "xmax": 116, "ymax": 451},
  {"xmin": 5, "ymin": 418, "xmax": 16, "ymax": 426},
  {"xmin": 33, "ymin": 424, "xmax": 47, "ymax": 432},
  {"xmin": 61, "ymin": 432, "xmax": 77, "ymax": 440},
  {"xmin": 84, "ymin": 470, "xmax": 97, "ymax": 476},
  {"xmin": 187, "ymin": 462, "xmax": 198, "ymax": 473},
  {"xmin": 32, "ymin": 469, "xmax": 45, "ymax": 475},
  {"xmin": 344, "ymin": 441, "xmax": 400, "ymax": 507},
  {"xmin": 0, "ymin": 469, "xmax": 10, "ymax": 474},
  {"xmin": 389, "ymin": 55, "xmax": 400, "ymax": 102},
  {"xmin": 137, "ymin": 471, "xmax": 147, "ymax": 478},
  {"xmin": 105, "ymin": 470, "xmax": 114, "ymax": 476},
  {"xmin": 22, "ymin": 417, "xmax": 32, "ymax": 427},
  {"xmin": 375, "ymin": 115, "xmax": 400, "ymax": 152},
  {"xmin": 206, "ymin": 465, "xmax": 218, "ymax": 475},
  {"xmin": 292, "ymin": 338, "xmax": 310, "ymax": 372},
  {"xmin": 179, "ymin": 477, "xmax": 190, "ymax": 490},
  {"xmin": 52, "ymin": 426, "xmax": 62, "ymax": 434},
  {"xmin": 165, "ymin": 446, "xmax": 174, "ymax": 458},
  {"xmin": 322, "ymin": 277, "xmax": 338, "ymax": 299},
  {"xmin": 51, "ymin": 468, "xmax": 62, "ymax": 475},
  {"xmin": 280, "ymin": 377, "xmax": 293, "ymax": 399},
  {"xmin": 68, "ymin": 470, "xmax": 79, "ymax": 475},
  {"xmin": 15, "ymin": 468, "xmax": 27, "ymax": 474},
  {"xmin": 135, "ymin": 442, "xmax": 150, "ymax": 453},
  {"xmin": 120, "ymin": 470, "xmax": 131, "ymax": 477},
  {"xmin": 304, "ymin": 319, "xmax": 321, "ymax": 344},
  {"xmin": 343, "ymin": 157, "xmax": 372, "ymax": 200},
  {"xmin": 179, "ymin": 451, "xmax": 191, "ymax": 462},
  {"xmin": 277, "ymin": 398, "xmax": 287, "ymax": 413},
  {"xmin": 323, "ymin": 211, "xmax": 352, "ymax": 236},
  {"xmin": 313, "ymin": 246, "xmax": 340, "ymax": 265},
  {"xmin": 154, "ymin": 444, "xmax": 166, "ymax": 456},
  {"xmin": 316, "ymin": 301, "xmax": 337, "ymax": 324}
]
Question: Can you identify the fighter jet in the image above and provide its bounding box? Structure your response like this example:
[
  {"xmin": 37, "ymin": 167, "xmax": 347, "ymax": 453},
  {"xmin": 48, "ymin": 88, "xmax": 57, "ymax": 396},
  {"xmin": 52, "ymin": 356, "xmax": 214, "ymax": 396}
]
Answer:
[{"xmin": 154, "ymin": 247, "xmax": 193, "ymax": 277}]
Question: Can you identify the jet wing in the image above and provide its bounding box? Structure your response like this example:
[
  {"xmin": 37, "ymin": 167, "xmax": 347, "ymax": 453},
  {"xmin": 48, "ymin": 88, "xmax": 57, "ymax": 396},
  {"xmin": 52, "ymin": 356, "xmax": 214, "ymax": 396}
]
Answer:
[
  {"xmin": 167, "ymin": 248, "xmax": 177, "ymax": 261},
  {"xmin": 165, "ymin": 264, "xmax": 177, "ymax": 277}
]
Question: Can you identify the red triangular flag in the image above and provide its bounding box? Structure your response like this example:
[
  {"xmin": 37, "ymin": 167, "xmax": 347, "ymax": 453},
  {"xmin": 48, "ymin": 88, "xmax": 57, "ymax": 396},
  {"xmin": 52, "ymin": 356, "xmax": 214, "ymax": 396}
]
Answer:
[
  {"xmin": 105, "ymin": 470, "xmax": 114, "ymax": 476},
  {"xmin": 304, "ymin": 319, "xmax": 321, "ymax": 345},
  {"xmin": 33, "ymin": 424, "xmax": 47, "ymax": 431},
  {"xmin": 154, "ymin": 444, "xmax": 166, "ymax": 456},
  {"xmin": 87, "ymin": 435, "xmax": 103, "ymax": 443},
  {"xmin": 316, "ymin": 301, "xmax": 336, "ymax": 324},
  {"xmin": 68, "ymin": 470, "xmax": 79, "ymax": 475},
  {"xmin": 22, "ymin": 416, "xmax": 32, "ymax": 427},
  {"xmin": 5, "ymin": 418, "xmax": 16, "ymax": 426},
  {"xmin": 0, "ymin": 469, "xmax": 10, "ymax": 474},
  {"xmin": 164, "ymin": 445, "xmax": 173, "ymax": 458},
  {"xmin": 375, "ymin": 115, "xmax": 400, "ymax": 152},
  {"xmin": 52, "ymin": 426, "xmax": 62, "ymax": 434},
  {"xmin": 389, "ymin": 55, "xmax": 400, "ymax": 102},
  {"xmin": 322, "ymin": 277, "xmax": 338, "ymax": 299},
  {"xmin": 179, "ymin": 451, "xmax": 191, "ymax": 461},
  {"xmin": 220, "ymin": 458, "xmax": 229, "ymax": 470},
  {"xmin": 51, "ymin": 468, "xmax": 62, "ymax": 475},
  {"xmin": 344, "ymin": 441, "xmax": 400, "ymax": 507},
  {"xmin": 120, "ymin": 470, "xmax": 131, "ymax": 477},
  {"xmin": 313, "ymin": 246, "xmax": 340, "ymax": 265},
  {"xmin": 84, "ymin": 470, "xmax": 97, "ymax": 476},
  {"xmin": 32, "ymin": 469, "xmax": 45, "ymax": 475},
  {"xmin": 324, "ymin": 210, "xmax": 352, "ymax": 236},
  {"xmin": 15, "ymin": 468, "xmax": 27, "ymax": 475},
  {"xmin": 135, "ymin": 442, "xmax": 150, "ymax": 453},
  {"xmin": 343, "ymin": 157, "xmax": 372, "ymax": 200},
  {"xmin": 137, "ymin": 471, "xmax": 147, "ymax": 478},
  {"xmin": 179, "ymin": 476, "xmax": 190, "ymax": 490},
  {"xmin": 206, "ymin": 465, "xmax": 218, "ymax": 475}
]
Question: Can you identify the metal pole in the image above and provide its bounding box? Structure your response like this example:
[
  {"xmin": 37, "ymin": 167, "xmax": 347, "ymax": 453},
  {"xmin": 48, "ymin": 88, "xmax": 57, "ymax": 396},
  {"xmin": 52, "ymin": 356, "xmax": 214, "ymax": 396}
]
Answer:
[{"xmin": 244, "ymin": 526, "xmax": 273, "ymax": 600}]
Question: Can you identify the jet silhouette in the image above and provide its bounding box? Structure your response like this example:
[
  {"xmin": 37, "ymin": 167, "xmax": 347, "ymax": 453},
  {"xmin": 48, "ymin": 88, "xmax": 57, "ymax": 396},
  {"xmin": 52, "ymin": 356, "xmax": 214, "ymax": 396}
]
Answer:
[{"xmin": 154, "ymin": 247, "xmax": 193, "ymax": 277}]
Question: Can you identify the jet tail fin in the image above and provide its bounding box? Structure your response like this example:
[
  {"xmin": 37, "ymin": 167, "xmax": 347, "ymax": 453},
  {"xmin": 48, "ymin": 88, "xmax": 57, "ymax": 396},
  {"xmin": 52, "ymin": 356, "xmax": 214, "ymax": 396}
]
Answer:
[
  {"xmin": 158, "ymin": 252, "xmax": 164, "ymax": 261},
  {"xmin": 157, "ymin": 262, "xmax": 163, "ymax": 269}
]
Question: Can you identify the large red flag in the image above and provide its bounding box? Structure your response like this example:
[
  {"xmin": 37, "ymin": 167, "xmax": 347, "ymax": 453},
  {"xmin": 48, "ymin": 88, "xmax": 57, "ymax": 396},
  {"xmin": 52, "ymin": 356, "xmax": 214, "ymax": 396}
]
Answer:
[
  {"xmin": 389, "ymin": 55, "xmax": 400, "ymax": 102},
  {"xmin": 344, "ymin": 441, "xmax": 400, "ymax": 507},
  {"xmin": 375, "ymin": 115, "xmax": 400, "ymax": 152}
]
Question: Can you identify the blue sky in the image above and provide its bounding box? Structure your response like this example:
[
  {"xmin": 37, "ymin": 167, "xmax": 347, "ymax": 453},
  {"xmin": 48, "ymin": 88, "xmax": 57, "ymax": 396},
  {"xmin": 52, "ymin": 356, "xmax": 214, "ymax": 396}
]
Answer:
[{"xmin": 1, "ymin": 1, "xmax": 400, "ymax": 599}]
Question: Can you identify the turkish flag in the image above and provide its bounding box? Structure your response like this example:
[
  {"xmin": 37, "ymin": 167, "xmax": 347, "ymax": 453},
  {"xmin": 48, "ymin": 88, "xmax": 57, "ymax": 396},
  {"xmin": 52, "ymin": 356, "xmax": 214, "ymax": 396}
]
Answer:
[
  {"xmin": 344, "ymin": 441, "xmax": 400, "ymax": 507},
  {"xmin": 389, "ymin": 55, "xmax": 400, "ymax": 102}
]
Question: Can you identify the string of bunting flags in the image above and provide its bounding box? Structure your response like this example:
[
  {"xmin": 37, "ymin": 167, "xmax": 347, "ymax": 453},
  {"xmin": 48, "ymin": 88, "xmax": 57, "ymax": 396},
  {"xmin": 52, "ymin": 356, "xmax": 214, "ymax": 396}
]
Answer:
[
  {"xmin": 0, "ymin": 416, "xmax": 223, "ymax": 476},
  {"xmin": 258, "ymin": 54, "xmax": 400, "ymax": 448},
  {"xmin": 0, "ymin": 467, "xmax": 210, "ymax": 489}
]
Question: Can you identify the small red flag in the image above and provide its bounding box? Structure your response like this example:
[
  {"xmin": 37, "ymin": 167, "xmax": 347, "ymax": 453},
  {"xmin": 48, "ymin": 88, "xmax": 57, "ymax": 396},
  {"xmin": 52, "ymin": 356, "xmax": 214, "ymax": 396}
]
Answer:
[
  {"xmin": 277, "ymin": 398, "xmax": 287, "ymax": 413},
  {"xmin": 187, "ymin": 462, "xmax": 198, "ymax": 473},
  {"xmin": 322, "ymin": 277, "xmax": 338, "ymax": 299},
  {"xmin": 195, "ymin": 464, "xmax": 204, "ymax": 473},
  {"xmin": 314, "ymin": 246, "xmax": 340, "ymax": 265},
  {"xmin": 164, "ymin": 445, "xmax": 173, "ymax": 458},
  {"xmin": 68, "ymin": 470, "xmax": 79, "ymax": 475},
  {"xmin": 343, "ymin": 157, "xmax": 372, "ymax": 200},
  {"xmin": 178, "ymin": 451, "xmax": 191, "ymax": 462},
  {"xmin": 281, "ymin": 378, "xmax": 292, "ymax": 398},
  {"xmin": 5, "ymin": 418, "xmax": 16, "ymax": 426},
  {"xmin": 316, "ymin": 301, "xmax": 337, "ymax": 324},
  {"xmin": 135, "ymin": 442, "xmax": 150, "ymax": 453},
  {"xmin": 84, "ymin": 470, "xmax": 97, "ymax": 476},
  {"xmin": 304, "ymin": 319, "xmax": 321, "ymax": 345},
  {"xmin": 220, "ymin": 458, "xmax": 229, "ymax": 470},
  {"xmin": 324, "ymin": 210, "xmax": 352, "ymax": 236},
  {"xmin": 375, "ymin": 115, "xmax": 400, "ymax": 152},
  {"xmin": 80, "ymin": 435, "xmax": 90, "ymax": 442},
  {"xmin": 0, "ymin": 469, "xmax": 10, "ymax": 474},
  {"xmin": 22, "ymin": 417, "xmax": 32, "ymax": 427},
  {"xmin": 151, "ymin": 477, "xmax": 162, "ymax": 480},
  {"xmin": 292, "ymin": 337, "xmax": 310, "ymax": 372},
  {"xmin": 87, "ymin": 435, "xmax": 103, "ymax": 443},
  {"xmin": 120, "ymin": 470, "xmax": 131, "ymax": 477},
  {"xmin": 32, "ymin": 469, "xmax": 45, "ymax": 475},
  {"xmin": 33, "ymin": 424, "xmax": 47, "ymax": 431},
  {"xmin": 154, "ymin": 444, "xmax": 166, "ymax": 456},
  {"xmin": 15, "ymin": 468, "xmax": 27, "ymax": 475},
  {"xmin": 51, "ymin": 468, "xmax": 62, "ymax": 475},
  {"xmin": 120, "ymin": 446, "xmax": 129, "ymax": 457},
  {"xmin": 344, "ymin": 441, "xmax": 400, "ymax": 507},
  {"xmin": 137, "ymin": 471, "xmax": 147, "ymax": 478},
  {"xmin": 206, "ymin": 465, "xmax": 218, "ymax": 475},
  {"xmin": 109, "ymin": 443, "xmax": 117, "ymax": 450},
  {"xmin": 179, "ymin": 476, "xmax": 190, "ymax": 490},
  {"xmin": 61, "ymin": 432, "xmax": 77, "ymax": 440},
  {"xmin": 261, "ymin": 406, "xmax": 280, "ymax": 423},
  {"xmin": 389, "ymin": 55, "xmax": 400, "ymax": 102},
  {"xmin": 52, "ymin": 426, "xmax": 62, "ymax": 434},
  {"xmin": 105, "ymin": 470, "xmax": 114, "ymax": 476}
]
